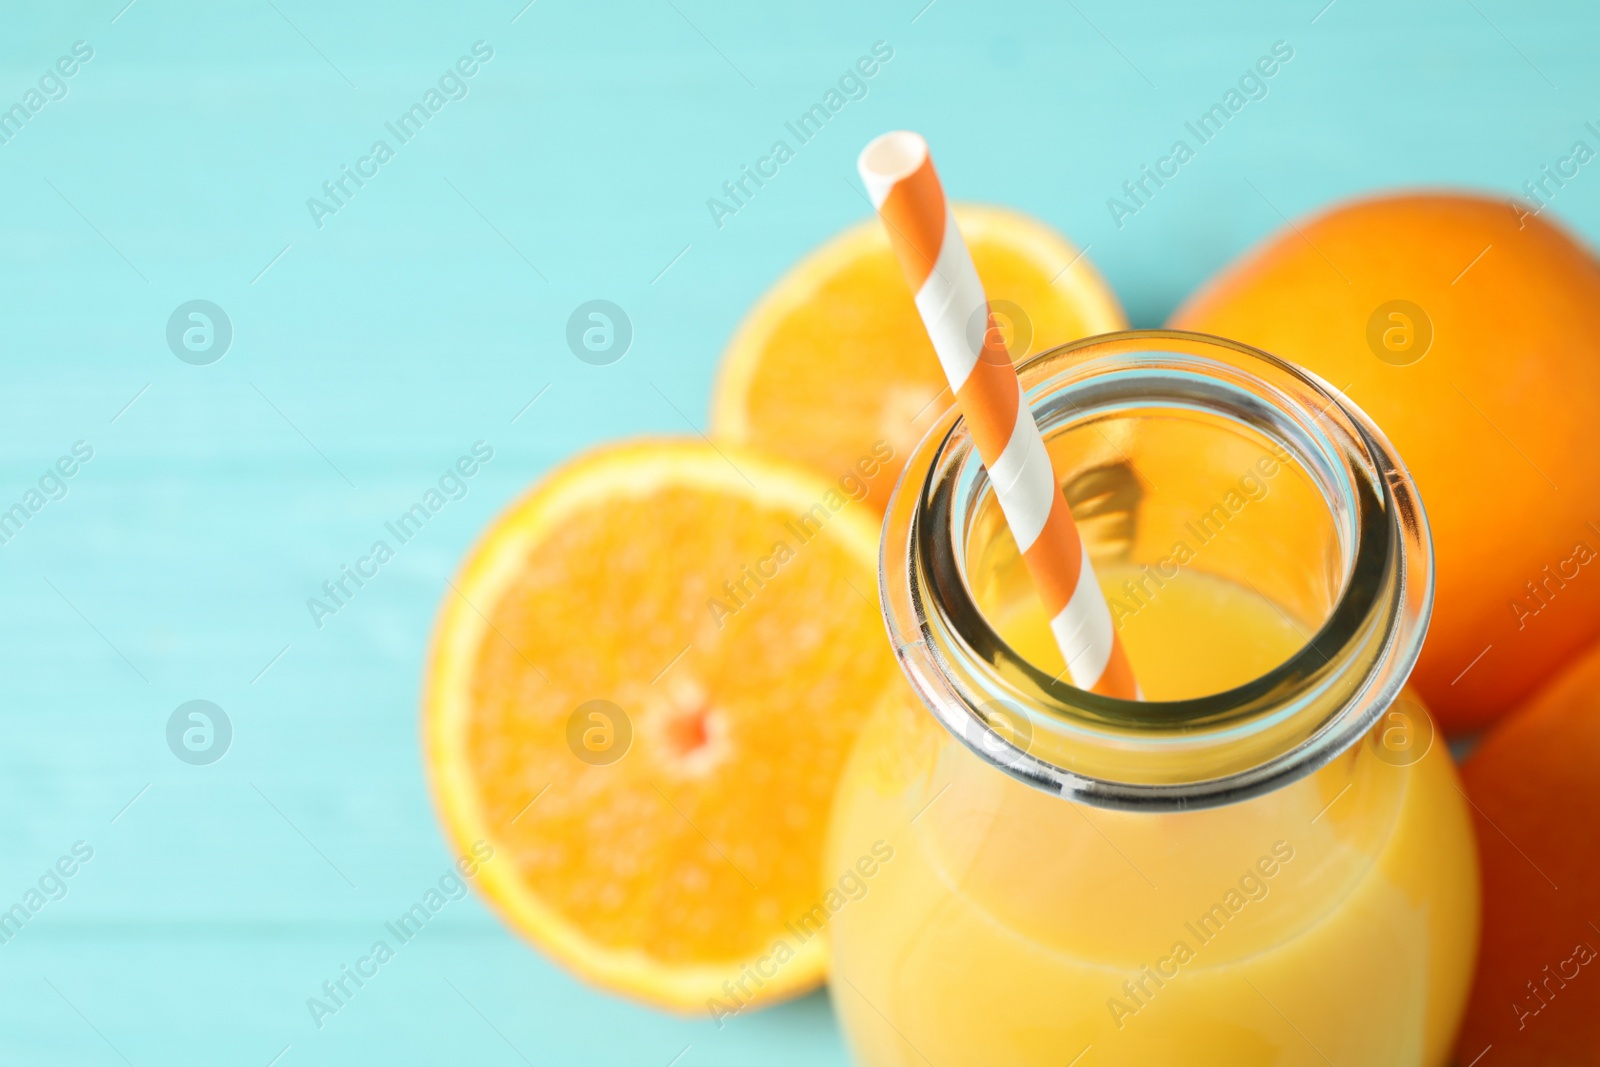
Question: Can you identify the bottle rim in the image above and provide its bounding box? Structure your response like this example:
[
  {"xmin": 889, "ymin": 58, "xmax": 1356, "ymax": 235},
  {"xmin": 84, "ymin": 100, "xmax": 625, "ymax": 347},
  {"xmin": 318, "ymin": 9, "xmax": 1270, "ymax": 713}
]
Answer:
[{"xmin": 879, "ymin": 330, "xmax": 1434, "ymax": 811}]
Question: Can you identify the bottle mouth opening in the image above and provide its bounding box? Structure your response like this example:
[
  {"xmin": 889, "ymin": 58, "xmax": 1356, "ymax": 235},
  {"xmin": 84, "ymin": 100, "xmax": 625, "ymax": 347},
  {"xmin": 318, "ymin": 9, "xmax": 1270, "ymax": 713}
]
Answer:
[{"xmin": 881, "ymin": 331, "xmax": 1433, "ymax": 811}]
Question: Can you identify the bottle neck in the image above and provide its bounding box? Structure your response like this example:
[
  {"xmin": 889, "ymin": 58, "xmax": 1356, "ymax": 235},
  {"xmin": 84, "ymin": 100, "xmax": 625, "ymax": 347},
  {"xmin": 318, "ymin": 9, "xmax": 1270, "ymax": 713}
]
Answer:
[{"xmin": 881, "ymin": 331, "xmax": 1433, "ymax": 812}]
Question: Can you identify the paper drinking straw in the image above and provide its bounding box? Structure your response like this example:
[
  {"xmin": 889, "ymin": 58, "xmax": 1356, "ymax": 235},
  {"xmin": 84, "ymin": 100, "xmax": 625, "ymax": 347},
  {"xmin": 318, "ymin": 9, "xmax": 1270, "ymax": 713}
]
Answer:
[{"xmin": 857, "ymin": 131, "xmax": 1138, "ymax": 699}]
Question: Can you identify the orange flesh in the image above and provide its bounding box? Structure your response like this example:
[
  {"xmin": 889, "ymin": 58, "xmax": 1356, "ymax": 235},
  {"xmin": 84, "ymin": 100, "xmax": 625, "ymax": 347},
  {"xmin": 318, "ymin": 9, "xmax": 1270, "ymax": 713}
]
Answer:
[
  {"xmin": 446, "ymin": 451, "xmax": 899, "ymax": 973},
  {"xmin": 714, "ymin": 206, "xmax": 1126, "ymax": 514}
]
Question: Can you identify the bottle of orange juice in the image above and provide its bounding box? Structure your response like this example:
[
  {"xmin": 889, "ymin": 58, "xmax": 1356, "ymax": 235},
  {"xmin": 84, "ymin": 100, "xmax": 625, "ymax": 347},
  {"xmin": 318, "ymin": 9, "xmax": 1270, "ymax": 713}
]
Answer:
[{"xmin": 827, "ymin": 332, "xmax": 1479, "ymax": 1066}]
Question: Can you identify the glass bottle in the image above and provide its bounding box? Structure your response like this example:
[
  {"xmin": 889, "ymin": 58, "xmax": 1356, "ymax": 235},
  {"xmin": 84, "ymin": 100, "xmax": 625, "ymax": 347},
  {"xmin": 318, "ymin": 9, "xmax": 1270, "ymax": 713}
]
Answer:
[{"xmin": 827, "ymin": 331, "xmax": 1479, "ymax": 1067}]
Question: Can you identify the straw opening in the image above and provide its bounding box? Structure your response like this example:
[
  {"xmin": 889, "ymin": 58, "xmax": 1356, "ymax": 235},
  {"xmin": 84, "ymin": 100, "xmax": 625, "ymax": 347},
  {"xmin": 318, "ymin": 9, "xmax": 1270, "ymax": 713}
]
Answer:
[{"xmin": 858, "ymin": 130, "xmax": 928, "ymax": 182}]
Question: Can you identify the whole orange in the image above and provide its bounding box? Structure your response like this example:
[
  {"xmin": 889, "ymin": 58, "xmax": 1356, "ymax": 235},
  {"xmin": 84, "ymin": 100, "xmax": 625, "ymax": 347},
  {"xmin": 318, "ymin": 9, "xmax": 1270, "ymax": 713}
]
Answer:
[
  {"xmin": 1455, "ymin": 637, "xmax": 1600, "ymax": 1064},
  {"xmin": 1171, "ymin": 193, "xmax": 1600, "ymax": 731}
]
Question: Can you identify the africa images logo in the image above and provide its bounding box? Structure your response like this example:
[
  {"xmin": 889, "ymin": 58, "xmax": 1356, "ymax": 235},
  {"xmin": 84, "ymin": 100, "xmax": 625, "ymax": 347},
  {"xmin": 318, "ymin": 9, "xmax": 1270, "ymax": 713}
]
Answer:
[
  {"xmin": 306, "ymin": 442, "xmax": 494, "ymax": 629},
  {"xmin": 0, "ymin": 40, "xmax": 94, "ymax": 148},
  {"xmin": 305, "ymin": 41, "xmax": 495, "ymax": 229},
  {"xmin": 1106, "ymin": 41, "xmax": 1294, "ymax": 229},
  {"xmin": 705, "ymin": 41, "xmax": 895, "ymax": 230},
  {"xmin": 305, "ymin": 841, "xmax": 494, "ymax": 1029}
]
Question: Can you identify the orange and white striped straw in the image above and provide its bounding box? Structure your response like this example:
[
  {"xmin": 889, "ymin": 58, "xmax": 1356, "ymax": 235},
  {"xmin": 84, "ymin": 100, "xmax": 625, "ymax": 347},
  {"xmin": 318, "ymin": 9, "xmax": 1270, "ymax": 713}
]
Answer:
[{"xmin": 858, "ymin": 131, "xmax": 1138, "ymax": 699}]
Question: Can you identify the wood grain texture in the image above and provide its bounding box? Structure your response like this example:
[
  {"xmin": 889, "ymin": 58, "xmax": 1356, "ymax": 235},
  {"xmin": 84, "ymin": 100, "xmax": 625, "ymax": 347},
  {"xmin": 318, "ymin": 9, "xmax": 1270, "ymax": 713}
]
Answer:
[{"xmin": 0, "ymin": 0, "xmax": 1594, "ymax": 1062}]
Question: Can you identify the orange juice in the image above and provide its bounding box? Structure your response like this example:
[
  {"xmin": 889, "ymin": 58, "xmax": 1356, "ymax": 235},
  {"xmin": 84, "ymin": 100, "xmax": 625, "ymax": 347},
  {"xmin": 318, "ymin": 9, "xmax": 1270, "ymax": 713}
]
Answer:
[
  {"xmin": 828, "ymin": 565, "xmax": 1478, "ymax": 1065},
  {"xmin": 842, "ymin": 333, "xmax": 1484, "ymax": 1067}
]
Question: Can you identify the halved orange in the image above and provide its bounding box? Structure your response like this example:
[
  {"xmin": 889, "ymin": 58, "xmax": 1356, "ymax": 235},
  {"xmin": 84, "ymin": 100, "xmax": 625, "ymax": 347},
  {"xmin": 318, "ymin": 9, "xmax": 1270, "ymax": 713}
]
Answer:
[
  {"xmin": 711, "ymin": 204, "xmax": 1127, "ymax": 514},
  {"xmin": 423, "ymin": 439, "xmax": 901, "ymax": 1012}
]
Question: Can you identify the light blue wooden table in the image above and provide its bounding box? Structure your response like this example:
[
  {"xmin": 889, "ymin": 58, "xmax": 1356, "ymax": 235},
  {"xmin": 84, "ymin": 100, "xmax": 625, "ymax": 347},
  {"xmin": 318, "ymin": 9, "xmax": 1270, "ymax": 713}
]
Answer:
[{"xmin": 2, "ymin": 0, "xmax": 1594, "ymax": 1062}]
